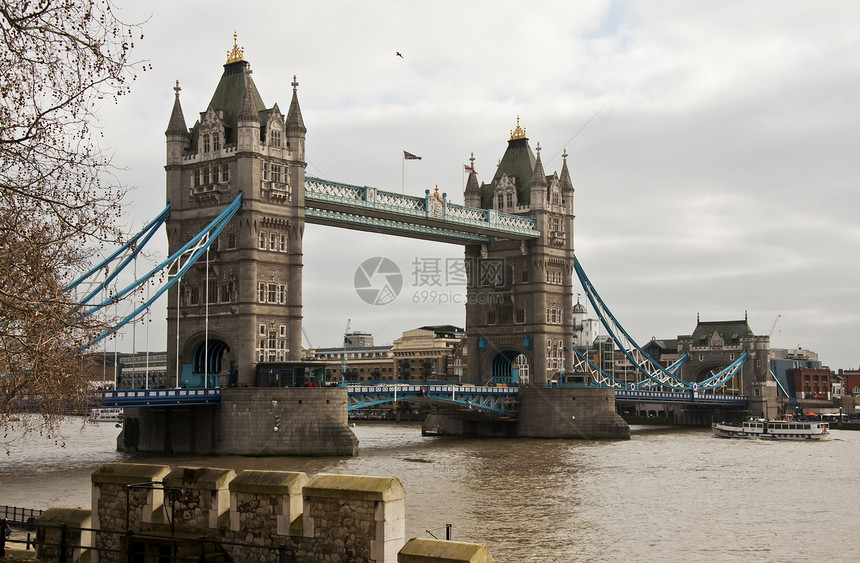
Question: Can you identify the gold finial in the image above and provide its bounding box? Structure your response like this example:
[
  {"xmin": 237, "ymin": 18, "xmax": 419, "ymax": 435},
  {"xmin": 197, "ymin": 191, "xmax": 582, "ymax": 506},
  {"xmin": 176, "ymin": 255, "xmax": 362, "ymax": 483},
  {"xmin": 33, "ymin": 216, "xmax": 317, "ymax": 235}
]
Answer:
[
  {"xmin": 510, "ymin": 116, "xmax": 527, "ymax": 140},
  {"xmin": 226, "ymin": 32, "xmax": 245, "ymax": 64}
]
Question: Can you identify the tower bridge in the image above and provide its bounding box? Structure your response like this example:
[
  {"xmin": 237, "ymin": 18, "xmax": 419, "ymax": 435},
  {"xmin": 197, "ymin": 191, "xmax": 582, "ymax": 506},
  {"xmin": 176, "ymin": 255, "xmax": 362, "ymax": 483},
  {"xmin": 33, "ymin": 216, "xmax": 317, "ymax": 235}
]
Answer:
[{"xmin": 83, "ymin": 39, "xmax": 774, "ymax": 456}]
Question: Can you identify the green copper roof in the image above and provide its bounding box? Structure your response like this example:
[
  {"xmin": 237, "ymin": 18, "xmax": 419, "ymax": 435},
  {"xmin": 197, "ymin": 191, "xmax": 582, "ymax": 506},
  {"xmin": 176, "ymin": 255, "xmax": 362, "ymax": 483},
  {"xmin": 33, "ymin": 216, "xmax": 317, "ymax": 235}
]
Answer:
[
  {"xmin": 207, "ymin": 60, "xmax": 266, "ymax": 128},
  {"xmin": 480, "ymin": 137, "xmax": 536, "ymax": 208},
  {"xmin": 691, "ymin": 320, "xmax": 753, "ymax": 345}
]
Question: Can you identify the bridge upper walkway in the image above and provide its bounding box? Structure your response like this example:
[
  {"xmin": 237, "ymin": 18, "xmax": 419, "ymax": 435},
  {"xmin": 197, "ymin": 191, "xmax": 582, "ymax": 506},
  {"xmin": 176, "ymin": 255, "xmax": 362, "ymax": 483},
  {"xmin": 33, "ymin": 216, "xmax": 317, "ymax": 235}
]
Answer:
[{"xmin": 304, "ymin": 177, "xmax": 541, "ymax": 244}]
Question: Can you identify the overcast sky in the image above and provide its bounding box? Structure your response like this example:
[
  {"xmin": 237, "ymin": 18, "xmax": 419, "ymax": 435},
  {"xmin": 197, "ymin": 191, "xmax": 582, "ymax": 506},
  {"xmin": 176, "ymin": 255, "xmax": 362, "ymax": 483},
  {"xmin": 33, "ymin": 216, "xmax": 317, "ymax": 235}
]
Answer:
[{"xmin": 98, "ymin": 1, "xmax": 860, "ymax": 370}]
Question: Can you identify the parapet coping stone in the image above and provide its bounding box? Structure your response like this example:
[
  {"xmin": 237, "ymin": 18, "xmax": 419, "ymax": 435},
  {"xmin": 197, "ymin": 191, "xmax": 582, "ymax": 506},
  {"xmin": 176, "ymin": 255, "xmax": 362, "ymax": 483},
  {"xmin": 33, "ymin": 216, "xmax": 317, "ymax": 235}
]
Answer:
[
  {"xmin": 35, "ymin": 508, "xmax": 92, "ymax": 527},
  {"xmin": 91, "ymin": 463, "xmax": 171, "ymax": 485},
  {"xmin": 229, "ymin": 469, "xmax": 308, "ymax": 495},
  {"xmin": 162, "ymin": 466, "xmax": 235, "ymax": 489},
  {"xmin": 303, "ymin": 473, "xmax": 406, "ymax": 502},
  {"xmin": 398, "ymin": 537, "xmax": 494, "ymax": 562}
]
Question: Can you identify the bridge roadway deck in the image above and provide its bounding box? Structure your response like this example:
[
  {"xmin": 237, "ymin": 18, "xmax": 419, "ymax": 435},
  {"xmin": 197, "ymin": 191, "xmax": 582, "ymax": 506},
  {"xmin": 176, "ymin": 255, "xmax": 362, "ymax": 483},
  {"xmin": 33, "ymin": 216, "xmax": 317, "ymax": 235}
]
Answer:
[{"xmin": 99, "ymin": 386, "xmax": 748, "ymax": 411}]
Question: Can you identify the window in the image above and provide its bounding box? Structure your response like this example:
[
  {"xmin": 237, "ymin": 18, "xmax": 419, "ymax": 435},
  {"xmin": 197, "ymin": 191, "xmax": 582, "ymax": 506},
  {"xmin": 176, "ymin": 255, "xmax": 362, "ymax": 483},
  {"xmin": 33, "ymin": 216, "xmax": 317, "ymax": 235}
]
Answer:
[
  {"xmin": 506, "ymin": 193, "xmax": 513, "ymax": 207},
  {"xmin": 263, "ymin": 162, "xmax": 269, "ymax": 180},
  {"xmin": 203, "ymin": 134, "xmax": 210, "ymax": 153},
  {"xmin": 497, "ymin": 195, "xmax": 504, "ymax": 209},
  {"xmin": 516, "ymin": 308, "xmax": 525, "ymax": 323},
  {"xmin": 193, "ymin": 169, "xmax": 201, "ymax": 187},
  {"xmin": 207, "ymin": 279, "xmax": 217, "ymax": 303},
  {"xmin": 279, "ymin": 285, "xmax": 287, "ymax": 304},
  {"xmin": 271, "ymin": 164, "xmax": 281, "ymax": 183},
  {"xmin": 259, "ymin": 231, "xmax": 266, "ymax": 249},
  {"xmin": 268, "ymin": 283, "xmax": 277, "ymax": 303},
  {"xmin": 227, "ymin": 232, "xmax": 237, "ymax": 249},
  {"xmin": 190, "ymin": 286, "xmax": 200, "ymax": 305},
  {"xmin": 271, "ymin": 130, "xmax": 281, "ymax": 147},
  {"xmin": 203, "ymin": 167, "xmax": 210, "ymax": 184},
  {"xmin": 213, "ymin": 132, "xmax": 220, "ymax": 151},
  {"xmin": 279, "ymin": 325, "xmax": 287, "ymax": 337},
  {"xmin": 279, "ymin": 234, "xmax": 287, "ymax": 252},
  {"xmin": 221, "ymin": 164, "xmax": 229, "ymax": 182},
  {"xmin": 220, "ymin": 283, "xmax": 230, "ymax": 303},
  {"xmin": 269, "ymin": 233, "xmax": 277, "ymax": 251},
  {"xmin": 487, "ymin": 310, "xmax": 496, "ymax": 325},
  {"xmin": 258, "ymin": 283, "xmax": 266, "ymax": 303}
]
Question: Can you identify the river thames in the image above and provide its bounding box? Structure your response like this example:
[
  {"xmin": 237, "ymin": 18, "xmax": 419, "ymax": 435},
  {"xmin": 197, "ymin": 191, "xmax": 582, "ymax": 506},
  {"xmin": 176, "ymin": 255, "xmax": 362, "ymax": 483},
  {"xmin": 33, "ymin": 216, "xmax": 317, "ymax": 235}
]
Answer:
[{"xmin": 2, "ymin": 418, "xmax": 858, "ymax": 562}]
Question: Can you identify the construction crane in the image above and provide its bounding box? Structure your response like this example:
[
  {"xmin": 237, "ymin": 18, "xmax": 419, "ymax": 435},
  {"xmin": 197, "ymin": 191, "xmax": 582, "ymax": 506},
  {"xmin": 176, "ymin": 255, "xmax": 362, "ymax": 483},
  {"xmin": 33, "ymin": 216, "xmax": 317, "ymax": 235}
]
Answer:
[
  {"xmin": 301, "ymin": 327, "xmax": 316, "ymax": 350},
  {"xmin": 769, "ymin": 315, "xmax": 781, "ymax": 338}
]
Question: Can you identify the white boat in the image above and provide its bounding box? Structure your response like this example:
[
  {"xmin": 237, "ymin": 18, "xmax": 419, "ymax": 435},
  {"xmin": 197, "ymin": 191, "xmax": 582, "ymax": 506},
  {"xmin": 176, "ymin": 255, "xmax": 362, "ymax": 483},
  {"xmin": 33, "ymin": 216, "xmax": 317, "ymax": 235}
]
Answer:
[
  {"xmin": 90, "ymin": 407, "xmax": 123, "ymax": 423},
  {"xmin": 712, "ymin": 419, "xmax": 830, "ymax": 441}
]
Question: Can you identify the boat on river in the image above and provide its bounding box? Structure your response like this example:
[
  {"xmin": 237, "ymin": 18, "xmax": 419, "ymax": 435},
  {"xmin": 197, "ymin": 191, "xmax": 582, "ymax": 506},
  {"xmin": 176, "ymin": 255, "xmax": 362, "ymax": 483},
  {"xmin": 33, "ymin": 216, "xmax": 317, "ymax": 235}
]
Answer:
[
  {"xmin": 712, "ymin": 418, "xmax": 830, "ymax": 441},
  {"xmin": 90, "ymin": 407, "xmax": 123, "ymax": 423}
]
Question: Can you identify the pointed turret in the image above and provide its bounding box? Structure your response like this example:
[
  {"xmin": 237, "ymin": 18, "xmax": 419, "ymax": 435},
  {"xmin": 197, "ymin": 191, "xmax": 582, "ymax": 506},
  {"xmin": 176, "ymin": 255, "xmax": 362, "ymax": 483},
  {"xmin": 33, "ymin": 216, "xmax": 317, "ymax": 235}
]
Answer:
[
  {"xmin": 560, "ymin": 148, "xmax": 573, "ymax": 194},
  {"xmin": 236, "ymin": 80, "xmax": 261, "ymax": 124},
  {"xmin": 529, "ymin": 142, "xmax": 549, "ymax": 210},
  {"xmin": 286, "ymin": 76, "xmax": 306, "ymax": 136},
  {"xmin": 286, "ymin": 75, "xmax": 306, "ymax": 162},
  {"xmin": 165, "ymin": 80, "xmax": 189, "ymax": 167},
  {"xmin": 464, "ymin": 152, "xmax": 481, "ymax": 208},
  {"xmin": 166, "ymin": 80, "xmax": 188, "ymax": 135}
]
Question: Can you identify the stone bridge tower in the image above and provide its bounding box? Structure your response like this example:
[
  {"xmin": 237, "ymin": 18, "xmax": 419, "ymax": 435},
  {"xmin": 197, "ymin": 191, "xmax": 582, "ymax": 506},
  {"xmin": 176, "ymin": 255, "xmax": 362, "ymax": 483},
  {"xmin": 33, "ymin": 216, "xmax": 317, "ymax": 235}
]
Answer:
[
  {"xmin": 463, "ymin": 120, "xmax": 575, "ymax": 386},
  {"xmin": 164, "ymin": 38, "xmax": 306, "ymax": 387}
]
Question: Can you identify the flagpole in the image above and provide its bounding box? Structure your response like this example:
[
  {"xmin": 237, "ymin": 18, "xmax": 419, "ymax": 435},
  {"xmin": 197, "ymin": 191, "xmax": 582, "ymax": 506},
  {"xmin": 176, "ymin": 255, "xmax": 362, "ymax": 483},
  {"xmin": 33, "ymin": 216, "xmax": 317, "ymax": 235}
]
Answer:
[{"xmin": 402, "ymin": 152, "xmax": 405, "ymax": 194}]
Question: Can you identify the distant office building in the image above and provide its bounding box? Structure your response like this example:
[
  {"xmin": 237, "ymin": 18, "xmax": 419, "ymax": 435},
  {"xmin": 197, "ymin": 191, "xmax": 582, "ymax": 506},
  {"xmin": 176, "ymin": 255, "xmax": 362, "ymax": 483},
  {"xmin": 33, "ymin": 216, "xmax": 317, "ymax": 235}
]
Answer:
[
  {"xmin": 118, "ymin": 352, "xmax": 169, "ymax": 389},
  {"xmin": 392, "ymin": 325, "xmax": 465, "ymax": 382}
]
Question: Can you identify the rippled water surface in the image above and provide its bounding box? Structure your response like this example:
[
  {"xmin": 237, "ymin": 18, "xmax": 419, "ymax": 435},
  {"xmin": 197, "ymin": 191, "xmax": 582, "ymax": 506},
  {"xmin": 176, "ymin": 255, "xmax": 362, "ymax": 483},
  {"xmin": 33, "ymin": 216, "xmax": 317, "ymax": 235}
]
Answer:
[{"xmin": 2, "ymin": 418, "xmax": 858, "ymax": 561}]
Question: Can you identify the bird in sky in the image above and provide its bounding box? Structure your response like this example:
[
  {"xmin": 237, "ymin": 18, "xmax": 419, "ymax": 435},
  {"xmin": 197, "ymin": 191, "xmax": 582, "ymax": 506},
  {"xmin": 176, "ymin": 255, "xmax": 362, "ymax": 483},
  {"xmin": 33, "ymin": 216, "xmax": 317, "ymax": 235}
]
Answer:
[{"xmin": 396, "ymin": 52, "xmax": 403, "ymax": 58}]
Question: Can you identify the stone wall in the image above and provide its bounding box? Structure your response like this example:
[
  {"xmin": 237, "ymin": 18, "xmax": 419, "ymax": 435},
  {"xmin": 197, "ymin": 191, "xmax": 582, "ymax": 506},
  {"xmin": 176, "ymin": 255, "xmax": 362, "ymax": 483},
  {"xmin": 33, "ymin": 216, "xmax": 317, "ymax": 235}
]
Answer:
[
  {"xmin": 517, "ymin": 386, "xmax": 630, "ymax": 439},
  {"xmin": 218, "ymin": 387, "xmax": 358, "ymax": 456},
  {"xmin": 119, "ymin": 387, "xmax": 357, "ymax": 456},
  {"xmin": 37, "ymin": 462, "xmax": 493, "ymax": 563}
]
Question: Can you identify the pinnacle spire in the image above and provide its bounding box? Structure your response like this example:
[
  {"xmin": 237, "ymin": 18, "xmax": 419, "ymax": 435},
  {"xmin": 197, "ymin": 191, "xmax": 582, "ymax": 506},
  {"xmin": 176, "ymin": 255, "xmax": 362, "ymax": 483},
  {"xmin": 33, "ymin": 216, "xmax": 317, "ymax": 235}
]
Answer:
[
  {"xmin": 286, "ymin": 75, "xmax": 306, "ymax": 136},
  {"xmin": 560, "ymin": 147, "xmax": 573, "ymax": 193},
  {"xmin": 237, "ymin": 77, "xmax": 260, "ymax": 123},
  {"xmin": 166, "ymin": 80, "xmax": 188, "ymax": 136},
  {"xmin": 530, "ymin": 142, "xmax": 547, "ymax": 188}
]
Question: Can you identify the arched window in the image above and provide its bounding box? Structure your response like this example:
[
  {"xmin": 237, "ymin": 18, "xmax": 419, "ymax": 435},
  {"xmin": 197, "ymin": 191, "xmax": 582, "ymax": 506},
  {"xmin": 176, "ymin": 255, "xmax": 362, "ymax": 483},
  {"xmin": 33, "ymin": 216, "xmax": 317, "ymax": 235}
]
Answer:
[{"xmin": 497, "ymin": 194, "xmax": 504, "ymax": 209}]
